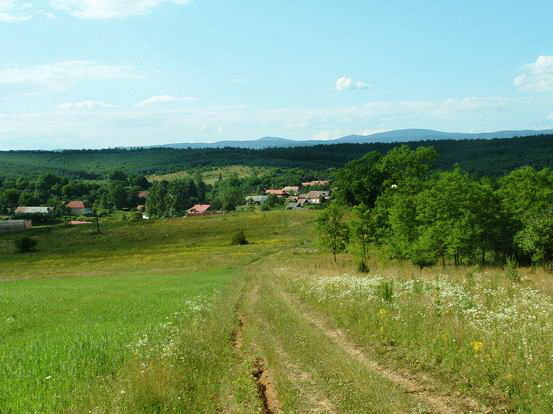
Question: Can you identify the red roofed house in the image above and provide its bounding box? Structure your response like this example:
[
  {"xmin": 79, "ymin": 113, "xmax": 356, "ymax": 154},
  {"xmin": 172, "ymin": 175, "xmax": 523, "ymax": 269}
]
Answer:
[
  {"xmin": 65, "ymin": 200, "xmax": 93, "ymax": 216},
  {"xmin": 137, "ymin": 191, "xmax": 149, "ymax": 199},
  {"xmin": 265, "ymin": 189, "xmax": 287, "ymax": 197},
  {"xmin": 187, "ymin": 204, "xmax": 212, "ymax": 216}
]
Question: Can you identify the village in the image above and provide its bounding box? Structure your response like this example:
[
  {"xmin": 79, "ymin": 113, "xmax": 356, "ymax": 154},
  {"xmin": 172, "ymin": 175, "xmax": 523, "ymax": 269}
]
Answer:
[{"xmin": 0, "ymin": 180, "xmax": 331, "ymax": 234}]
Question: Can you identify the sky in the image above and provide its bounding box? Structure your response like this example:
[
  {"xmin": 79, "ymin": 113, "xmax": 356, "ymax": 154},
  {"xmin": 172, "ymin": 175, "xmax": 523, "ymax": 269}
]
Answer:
[{"xmin": 1, "ymin": 1, "xmax": 553, "ymax": 150}]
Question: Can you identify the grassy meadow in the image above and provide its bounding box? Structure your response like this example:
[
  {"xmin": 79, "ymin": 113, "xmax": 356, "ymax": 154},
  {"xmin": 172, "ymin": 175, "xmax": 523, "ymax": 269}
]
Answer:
[
  {"xmin": 148, "ymin": 165, "xmax": 274, "ymax": 185},
  {"xmin": 2, "ymin": 209, "xmax": 553, "ymax": 412},
  {"xmin": 0, "ymin": 211, "xmax": 313, "ymax": 412}
]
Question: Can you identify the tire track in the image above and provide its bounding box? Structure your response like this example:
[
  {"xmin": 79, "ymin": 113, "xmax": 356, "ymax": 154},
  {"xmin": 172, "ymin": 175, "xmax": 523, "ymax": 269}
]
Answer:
[
  {"xmin": 232, "ymin": 284, "xmax": 280, "ymax": 414},
  {"xmin": 277, "ymin": 288, "xmax": 485, "ymax": 414}
]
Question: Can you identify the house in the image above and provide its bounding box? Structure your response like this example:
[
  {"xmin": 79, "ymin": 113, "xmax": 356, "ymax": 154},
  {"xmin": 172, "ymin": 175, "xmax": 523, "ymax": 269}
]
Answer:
[
  {"xmin": 0, "ymin": 220, "xmax": 32, "ymax": 234},
  {"xmin": 306, "ymin": 190, "xmax": 331, "ymax": 205},
  {"xmin": 265, "ymin": 189, "xmax": 288, "ymax": 197},
  {"xmin": 14, "ymin": 206, "xmax": 54, "ymax": 216},
  {"xmin": 301, "ymin": 180, "xmax": 330, "ymax": 187},
  {"xmin": 286, "ymin": 202, "xmax": 304, "ymax": 210},
  {"xmin": 65, "ymin": 200, "xmax": 93, "ymax": 216},
  {"xmin": 245, "ymin": 195, "xmax": 269, "ymax": 205},
  {"xmin": 282, "ymin": 186, "xmax": 300, "ymax": 195},
  {"xmin": 187, "ymin": 204, "xmax": 212, "ymax": 216},
  {"xmin": 138, "ymin": 191, "xmax": 149, "ymax": 199}
]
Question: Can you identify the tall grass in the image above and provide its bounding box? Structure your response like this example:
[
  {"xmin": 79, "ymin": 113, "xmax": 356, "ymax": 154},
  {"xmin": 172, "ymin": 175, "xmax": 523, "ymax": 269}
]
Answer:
[{"xmin": 290, "ymin": 269, "xmax": 553, "ymax": 411}]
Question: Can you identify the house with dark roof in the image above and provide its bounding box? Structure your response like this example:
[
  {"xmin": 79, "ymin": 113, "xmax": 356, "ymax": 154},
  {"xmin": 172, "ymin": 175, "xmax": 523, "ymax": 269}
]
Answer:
[{"xmin": 245, "ymin": 195, "xmax": 269, "ymax": 205}]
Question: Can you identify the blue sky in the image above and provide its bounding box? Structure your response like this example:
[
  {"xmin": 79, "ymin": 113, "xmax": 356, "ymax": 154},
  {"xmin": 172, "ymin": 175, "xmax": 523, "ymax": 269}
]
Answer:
[{"xmin": 1, "ymin": 0, "xmax": 553, "ymax": 149}]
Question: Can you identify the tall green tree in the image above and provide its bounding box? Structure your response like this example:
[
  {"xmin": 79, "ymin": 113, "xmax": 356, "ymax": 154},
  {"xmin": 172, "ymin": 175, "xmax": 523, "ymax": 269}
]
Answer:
[
  {"xmin": 316, "ymin": 204, "xmax": 350, "ymax": 262},
  {"xmin": 351, "ymin": 203, "xmax": 375, "ymax": 262}
]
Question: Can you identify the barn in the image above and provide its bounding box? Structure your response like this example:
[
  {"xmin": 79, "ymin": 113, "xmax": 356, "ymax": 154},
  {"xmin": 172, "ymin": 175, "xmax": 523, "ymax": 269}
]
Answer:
[
  {"xmin": 187, "ymin": 204, "xmax": 212, "ymax": 216},
  {"xmin": 0, "ymin": 220, "xmax": 32, "ymax": 234}
]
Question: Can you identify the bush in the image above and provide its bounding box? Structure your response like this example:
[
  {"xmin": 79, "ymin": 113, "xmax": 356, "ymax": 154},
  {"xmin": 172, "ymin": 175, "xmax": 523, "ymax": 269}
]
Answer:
[
  {"xmin": 357, "ymin": 260, "xmax": 370, "ymax": 273},
  {"xmin": 14, "ymin": 237, "xmax": 38, "ymax": 253},
  {"xmin": 505, "ymin": 257, "xmax": 521, "ymax": 283},
  {"xmin": 377, "ymin": 280, "xmax": 394, "ymax": 302},
  {"xmin": 231, "ymin": 229, "xmax": 249, "ymax": 245}
]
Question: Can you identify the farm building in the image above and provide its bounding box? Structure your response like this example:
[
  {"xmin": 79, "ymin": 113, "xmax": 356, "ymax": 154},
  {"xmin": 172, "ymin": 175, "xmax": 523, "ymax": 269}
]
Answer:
[
  {"xmin": 65, "ymin": 200, "xmax": 93, "ymax": 216},
  {"xmin": 0, "ymin": 220, "xmax": 32, "ymax": 234},
  {"xmin": 306, "ymin": 190, "xmax": 331, "ymax": 205},
  {"xmin": 14, "ymin": 206, "xmax": 54, "ymax": 216},
  {"xmin": 187, "ymin": 204, "xmax": 212, "ymax": 216},
  {"xmin": 245, "ymin": 195, "xmax": 269, "ymax": 205}
]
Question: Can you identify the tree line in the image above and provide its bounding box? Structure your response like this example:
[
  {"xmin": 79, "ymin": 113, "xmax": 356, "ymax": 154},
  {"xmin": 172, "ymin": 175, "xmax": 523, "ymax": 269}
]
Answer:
[
  {"xmin": 318, "ymin": 145, "xmax": 553, "ymax": 269},
  {"xmin": 2, "ymin": 133, "xmax": 553, "ymax": 178}
]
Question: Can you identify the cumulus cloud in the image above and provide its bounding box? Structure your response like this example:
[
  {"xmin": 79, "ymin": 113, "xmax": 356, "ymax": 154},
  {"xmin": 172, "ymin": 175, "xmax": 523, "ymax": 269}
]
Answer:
[
  {"xmin": 514, "ymin": 56, "xmax": 553, "ymax": 92},
  {"xmin": 136, "ymin": 95, "xmax": 196, "ymax": 106},
  {"xmin": 336, "ymin": 76, "xmax": 370, "ymax": 91},
  {"xmin": 0, "ymin": 60, "xmax": 135, "ymax": 93},
  {"xmin": 49, "ymin": 0, "xmax": 191, "ymax": 19},
  {"xmin": 56, "ymin": 100, "xmax": 116, "ymax": 110},
  {"xmin": 0, "ymin": 0, "xmax": 32, "ymax": 22}
]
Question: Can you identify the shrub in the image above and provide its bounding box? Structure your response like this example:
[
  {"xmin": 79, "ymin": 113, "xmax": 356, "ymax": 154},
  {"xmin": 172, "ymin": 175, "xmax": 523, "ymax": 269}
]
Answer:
[
  {"xmin": 14, "ymin": 237, "xmax": 38, "ymax": 253},
  {"xmin": 377, "ymin": 280, "xmax": 394, "ymax": 302},
  {"xmin": 231, "ymin": 229, "xmax": 249, "ymax": 245},
  {"xmin": 357, "ymin": 260, "xmax": 370, "ymax": 273},
  {"xmin": 505, "ymin": 257, "xmax": 521, "ymax": 283}
]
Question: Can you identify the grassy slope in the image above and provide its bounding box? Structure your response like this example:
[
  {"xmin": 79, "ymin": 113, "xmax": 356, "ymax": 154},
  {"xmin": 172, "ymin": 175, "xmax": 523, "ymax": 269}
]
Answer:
[
  {"xmin": 2, "ymin": 211, "xmax": 553, "ymax": 413},
  {"xmin": 0, "ymin": 211, "xmax": 311, "ymax": 412}
]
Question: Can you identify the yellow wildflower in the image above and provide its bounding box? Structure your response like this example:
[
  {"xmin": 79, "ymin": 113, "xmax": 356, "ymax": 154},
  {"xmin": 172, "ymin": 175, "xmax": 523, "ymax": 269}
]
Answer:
[
  {"xmin": 378, "ymin": 308, "xmax": 388, "ymax": 318},
  {"xmin": 471, "ymin": 340, "xmax": 484, "ymax": 353}
]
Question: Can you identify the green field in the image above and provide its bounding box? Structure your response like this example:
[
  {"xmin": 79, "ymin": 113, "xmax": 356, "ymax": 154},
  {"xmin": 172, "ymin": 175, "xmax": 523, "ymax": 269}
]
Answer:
[
  {"xmin": 2, "ymin": 211, "xmax": 553, "ymax": 413},
  {"xmin": 0, "ymin": 211, "xmax": 312, "ymax": 412},
  {"xmin": 148, "ymin": 165, "xmax": 274, "ymax": 185}
]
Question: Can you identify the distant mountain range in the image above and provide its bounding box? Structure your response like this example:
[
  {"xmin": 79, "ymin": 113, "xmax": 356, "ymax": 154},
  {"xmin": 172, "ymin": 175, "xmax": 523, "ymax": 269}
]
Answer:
[{"xmin": 150, "ymin": 128, "xmax": 553, "ymax": 150}]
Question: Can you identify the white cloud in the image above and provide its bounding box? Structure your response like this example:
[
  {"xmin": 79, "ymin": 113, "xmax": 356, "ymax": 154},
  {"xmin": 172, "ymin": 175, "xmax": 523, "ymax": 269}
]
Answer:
[
  {"xmin": 49, "ymin": 0, "xmax": 191, "ymax": 19},
  {"xmin": 336, "ymin": 76, "xmax": 353, "ymax": 91},
  {"xmin": 514, "ymin": 56, "xmax": 553, "ymax": 92},
  {"xmin": 0, "ymin": 0, "xmax": 32, "ymax": 22},
  {"xmin": 0, "ymin": 60, "xmax": 135, "ymax": 92},
  {"xmin": 336, "ymin": 76, "xmax": 370, "ymax": 91},
  {"xmin": 56, "ymin": 100, "xmax": 116, "ymax": 110},
  {"xmin": 0, "ymin": 95, "xmax": 520, "ymax": 150},
  {"xmin": 136, "ymin": 95, "xmax": 196, "ymax": 106}
]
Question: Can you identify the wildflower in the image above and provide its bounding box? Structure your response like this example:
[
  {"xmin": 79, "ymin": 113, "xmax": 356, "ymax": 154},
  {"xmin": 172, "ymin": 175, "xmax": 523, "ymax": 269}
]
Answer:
[
  {"xmin": 378, "ymin": 308, "xmax": 388, "ymax": 318},
  {"xmin": 471, "ymin": 340, "xmax": 484, "ymax": 353}
]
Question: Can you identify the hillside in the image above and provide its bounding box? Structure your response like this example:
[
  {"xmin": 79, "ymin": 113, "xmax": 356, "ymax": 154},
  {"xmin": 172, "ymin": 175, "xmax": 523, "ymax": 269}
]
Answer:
[
  {"xmin": 154, "ymin": 128, "xmax": 553, "ymax": 149},
  {"xmin": 1, "ymin": 133, "xmax": 553, "ymax": 178}
]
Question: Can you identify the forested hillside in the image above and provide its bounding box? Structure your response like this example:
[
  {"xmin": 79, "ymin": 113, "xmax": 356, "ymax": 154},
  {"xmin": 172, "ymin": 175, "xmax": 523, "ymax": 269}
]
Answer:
[{"xmin": 1, "ymin": 134, "xmax": 552, "ymax": 178}]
